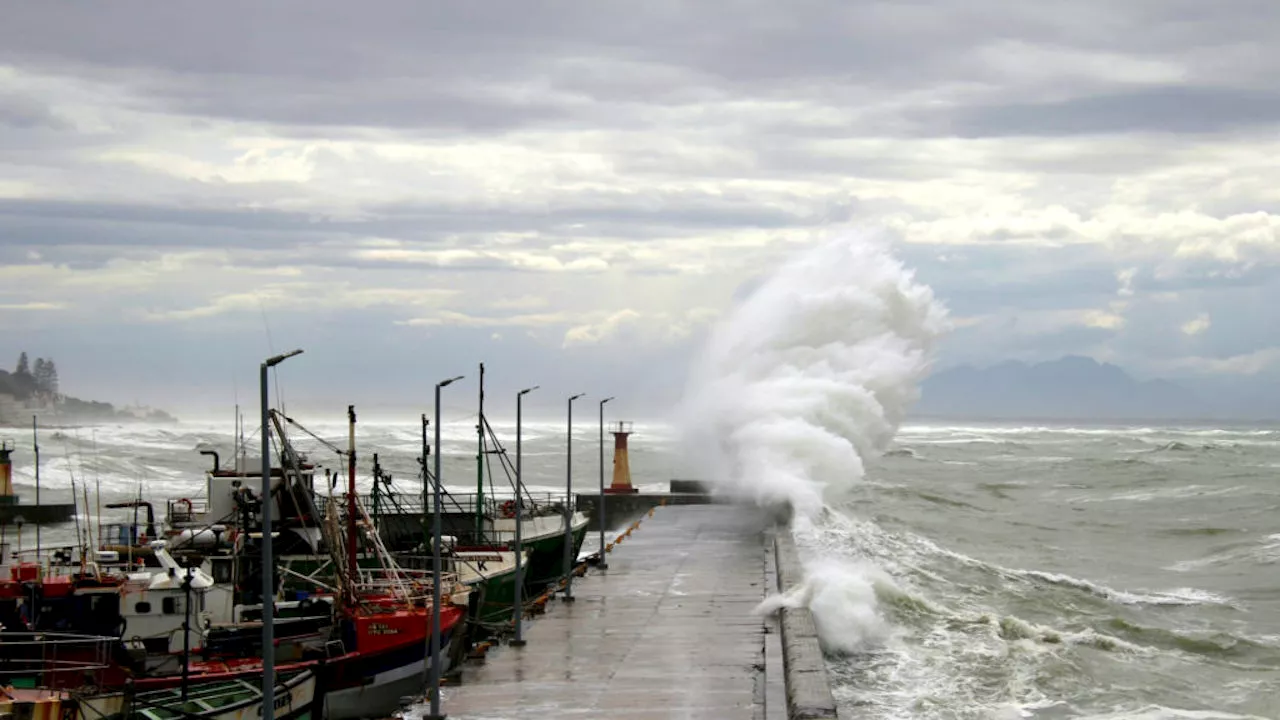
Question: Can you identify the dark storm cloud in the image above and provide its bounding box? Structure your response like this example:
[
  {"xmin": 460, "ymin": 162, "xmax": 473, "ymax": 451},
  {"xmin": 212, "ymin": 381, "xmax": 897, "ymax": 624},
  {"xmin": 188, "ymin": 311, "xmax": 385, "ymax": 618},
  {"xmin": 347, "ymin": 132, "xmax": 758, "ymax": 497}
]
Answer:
[
  {"xmin": 0, "ymin": 186, "xmax": 809, "ymax": 255},
  {"xmin": 0, "ymin": 91, "xmax": 65, "ymax": 129},
  {"xmin": 949, "ymin": 87, "xmax": 1280, "ymax": 137},
  {"xmin": 4, "ymin": 1, "xmax": 1274, "ymax": 136},
  {"xmin": 3, "ymin": 0, "xmax": 1279, "ymax": 407}
]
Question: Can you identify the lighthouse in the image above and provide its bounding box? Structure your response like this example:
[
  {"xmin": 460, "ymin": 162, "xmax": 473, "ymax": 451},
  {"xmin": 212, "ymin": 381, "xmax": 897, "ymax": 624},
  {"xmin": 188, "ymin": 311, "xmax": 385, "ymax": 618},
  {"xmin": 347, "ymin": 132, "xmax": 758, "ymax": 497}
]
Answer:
[
  {"xmin": 605, "ymin": 421, "xmax": 638, "ymax": 494},
  {"xmin": 0, "ymin": 440, "xmax": 13, "ymax": 499}
]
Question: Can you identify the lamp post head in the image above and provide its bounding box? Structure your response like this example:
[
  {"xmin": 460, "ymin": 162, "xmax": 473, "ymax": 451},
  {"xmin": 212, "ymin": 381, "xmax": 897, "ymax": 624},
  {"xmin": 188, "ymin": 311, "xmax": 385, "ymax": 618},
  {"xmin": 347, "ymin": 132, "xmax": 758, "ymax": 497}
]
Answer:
[
  {"xmin": 265, "ymin": 348, "xmax": 304, "ymax": 368},
  {"xmin": 438, "ymin": 375, "xmax": 465, "ymax": 389},
  {"xmin": 519, "ymin": 385, "xmax": 539, "ymax": 396},
  {"xmin": 570, "ymin": 393, "xmax": 586, "ymax": 402},
  {"xmin": 600, "ymin": 396, "xmax": 615, "ymax": 407}
]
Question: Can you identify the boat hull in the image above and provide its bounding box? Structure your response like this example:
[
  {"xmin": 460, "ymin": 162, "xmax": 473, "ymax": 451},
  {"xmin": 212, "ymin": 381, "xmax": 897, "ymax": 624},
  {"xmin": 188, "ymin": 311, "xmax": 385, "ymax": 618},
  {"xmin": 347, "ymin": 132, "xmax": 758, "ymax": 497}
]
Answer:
[
  {"xmin": 471, "ymin": 564, "xmax": 519, "ymax": 625},
  {"xmin": 132, "ymin": 670, "xmax": 316, "ymax": 720},
  {"xmin": 518, "ymin": 519, "xmax": 589, "ymax": 593},
  {"xmin": 322, "ymin": 609, "xmax": 464, "ymax": 720}
]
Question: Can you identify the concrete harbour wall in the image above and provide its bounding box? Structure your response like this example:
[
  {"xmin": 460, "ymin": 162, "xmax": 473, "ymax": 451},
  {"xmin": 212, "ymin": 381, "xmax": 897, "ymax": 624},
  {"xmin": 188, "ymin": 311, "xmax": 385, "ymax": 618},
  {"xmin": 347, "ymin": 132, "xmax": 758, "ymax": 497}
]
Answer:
[{"xmin": 774, "ymin": 528, "xmax": 840, "ymax": 720}]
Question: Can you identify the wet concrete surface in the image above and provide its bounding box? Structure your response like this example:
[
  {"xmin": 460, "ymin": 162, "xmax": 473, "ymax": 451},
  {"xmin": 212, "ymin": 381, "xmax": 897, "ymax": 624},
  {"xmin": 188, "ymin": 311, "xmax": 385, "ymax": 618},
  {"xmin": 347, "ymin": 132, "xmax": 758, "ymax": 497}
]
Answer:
[{"xmin": 441, "ymin": 505, "xmax": 783, "ymax": 720}]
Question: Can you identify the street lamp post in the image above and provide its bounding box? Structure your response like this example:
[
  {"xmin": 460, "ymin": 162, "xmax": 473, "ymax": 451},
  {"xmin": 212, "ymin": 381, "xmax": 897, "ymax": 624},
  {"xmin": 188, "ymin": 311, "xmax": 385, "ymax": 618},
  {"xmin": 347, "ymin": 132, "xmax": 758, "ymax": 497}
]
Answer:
[
  {"xmin": 260, "ymin": 348, "xmax": 302, "ymax": 720},
  {"xmin": 428, "ymin": 375, "xmax": 464, "ymax": 720},
  {"xmin": 562, "ymin": 393, "xmax": 585, "ymax": 601},
  {"xmin": 512, "ymin": 385, "xmax": 538, "ymax": 646},
  {"xmin": 598, "ymin": 396, "xmax": 614, "ymax": 570}
]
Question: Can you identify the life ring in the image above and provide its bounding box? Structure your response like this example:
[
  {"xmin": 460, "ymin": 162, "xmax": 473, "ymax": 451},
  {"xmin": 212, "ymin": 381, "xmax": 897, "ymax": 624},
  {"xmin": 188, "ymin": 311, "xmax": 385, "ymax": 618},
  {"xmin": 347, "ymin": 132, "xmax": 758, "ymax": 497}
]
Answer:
[
  {"xmin": 500, "ymin": 500, "xmax": 517, "ymax": 519},
  {"xmin": 175, "ymin": 498, "xmax": 193, "ymax": 517}
]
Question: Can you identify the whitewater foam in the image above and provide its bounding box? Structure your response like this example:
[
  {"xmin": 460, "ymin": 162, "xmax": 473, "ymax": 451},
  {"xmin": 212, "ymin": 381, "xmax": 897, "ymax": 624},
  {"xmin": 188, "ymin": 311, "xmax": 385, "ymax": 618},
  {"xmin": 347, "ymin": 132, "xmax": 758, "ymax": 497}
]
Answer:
[{"xmin": 680, "ymin": 232, "xmax": 946, "ymax": 654}]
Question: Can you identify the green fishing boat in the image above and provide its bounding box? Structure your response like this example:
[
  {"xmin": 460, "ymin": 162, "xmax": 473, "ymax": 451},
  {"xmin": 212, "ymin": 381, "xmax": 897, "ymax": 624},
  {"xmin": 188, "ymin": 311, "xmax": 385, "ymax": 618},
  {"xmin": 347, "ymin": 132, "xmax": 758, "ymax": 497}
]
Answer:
[{"xmin": 130, "ymin": 670, "xmax": 317, "ymax": 720}]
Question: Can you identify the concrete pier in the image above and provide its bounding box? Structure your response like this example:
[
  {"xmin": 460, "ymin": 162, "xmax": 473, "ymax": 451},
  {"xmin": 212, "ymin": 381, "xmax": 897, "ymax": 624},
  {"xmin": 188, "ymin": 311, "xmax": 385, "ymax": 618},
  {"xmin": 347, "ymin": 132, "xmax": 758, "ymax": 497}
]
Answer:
[
  {"xmin": 574, "ymin": 487, "xmax": 714, "ymax": 531},
  {"xmin": 440, "ymin": 505, "xmax": 788, "ymax": 719}
]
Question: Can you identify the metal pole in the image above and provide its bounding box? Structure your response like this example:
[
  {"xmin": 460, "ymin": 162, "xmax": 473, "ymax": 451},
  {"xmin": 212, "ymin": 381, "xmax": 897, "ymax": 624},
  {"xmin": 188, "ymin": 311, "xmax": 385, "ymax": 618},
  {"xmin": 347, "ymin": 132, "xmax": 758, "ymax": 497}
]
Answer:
[
  {"xmin": 346, "ymin": 405, "xmax": 358, "ymax": 583},
  {"xmin": 427, "ymin": 415, "xmax": 437, "ymax": 566},
  {"xmin": 512, "ymin": 385, "xmax": 538, "ymax": 646},
  {"xmin": 598, "ymin": 397, "xmax": 613, "ymax": 570},
  {"xmin": 259, "ymin": 360, "xmax": 273, "ymax": 718},
  {"xmin": 562, "ymin": 393, "xmax": 584, "ymax": 600},
  {"xmin": 430, "ymin": 376, "xmax": 462, "ymax": 719},
  {"xmin": 475, "ymin": 363, "xmax": 485, "ymax": 541},
  {"xmin": 181, "ymin": 566, "xmax": 192, "ymax": 701},
  {"xmin": 259, "ymin": 348, "xmax": 301, "ymax": 720}
]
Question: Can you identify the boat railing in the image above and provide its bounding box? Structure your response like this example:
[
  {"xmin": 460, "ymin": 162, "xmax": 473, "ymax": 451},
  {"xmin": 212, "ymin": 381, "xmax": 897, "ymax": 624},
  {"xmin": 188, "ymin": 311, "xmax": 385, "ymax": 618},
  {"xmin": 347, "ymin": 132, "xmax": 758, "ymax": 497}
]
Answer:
[
  {"xmin": 322, "ymin": 491, "xmax": 568, "ymax": 517},
  {"xmin": 0, "ymin": 631, "xmax": 116, "ymax": 690},
  {"xmin": 353, "ymin": 568, "xmax": 465, "ymax": 602},
  {"xmin": 166, "ymin": 497, "xmax": 209, "ymax": 524}
]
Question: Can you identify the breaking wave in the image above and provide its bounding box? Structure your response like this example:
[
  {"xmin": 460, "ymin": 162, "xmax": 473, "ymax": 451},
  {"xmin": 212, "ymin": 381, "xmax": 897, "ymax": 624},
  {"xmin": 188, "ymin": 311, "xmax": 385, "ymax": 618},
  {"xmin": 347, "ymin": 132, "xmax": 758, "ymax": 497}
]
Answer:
[
  {"xmin": 678, "ymin": 232, "xmax": 1280, "ymax": 717},
  {"xmin": 680, "ymin": 231, "xmax": 946, "ymax": 655}
]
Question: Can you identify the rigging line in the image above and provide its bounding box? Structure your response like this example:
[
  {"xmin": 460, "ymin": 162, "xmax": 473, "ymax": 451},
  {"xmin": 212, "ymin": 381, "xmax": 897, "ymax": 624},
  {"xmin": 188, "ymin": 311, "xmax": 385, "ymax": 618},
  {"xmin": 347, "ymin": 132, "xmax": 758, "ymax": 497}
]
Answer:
[
  {"xmin": 483, "ymin": 426, "xmax": 499, "ymax": 518},
  {"xmin": 92, "ymin": 429, "xmax": 102, "ymax": 552},
  {"xmin": 55, "ymin": 424, "xmax": 86, "ymax": 559},
  {"xmin": 482, "ymin": 416, "xmax": 531, "ymax": 508},
  {"xmin": 275, "ymin": 411, "xmax": 347, "ymax": 458},
  {"xmin": 256, "ymin": 295, "xmax": 289, "ymax": 418}
]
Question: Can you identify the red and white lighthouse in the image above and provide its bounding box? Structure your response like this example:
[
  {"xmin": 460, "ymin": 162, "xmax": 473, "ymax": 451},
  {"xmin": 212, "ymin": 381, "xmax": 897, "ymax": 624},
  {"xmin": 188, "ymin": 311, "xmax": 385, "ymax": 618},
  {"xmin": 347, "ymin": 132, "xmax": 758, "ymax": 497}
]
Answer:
[{"xmin": 605, "ymin": 421, "xmax": 638, "ymax": 494}]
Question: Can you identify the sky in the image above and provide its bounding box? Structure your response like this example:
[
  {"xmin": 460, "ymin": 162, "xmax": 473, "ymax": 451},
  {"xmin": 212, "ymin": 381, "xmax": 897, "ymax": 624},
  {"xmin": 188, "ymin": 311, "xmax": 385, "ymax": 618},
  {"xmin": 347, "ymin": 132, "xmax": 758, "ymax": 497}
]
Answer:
[{"xmin": 1, "ymin": 1, "xmax": 1278, "ymax": 419}]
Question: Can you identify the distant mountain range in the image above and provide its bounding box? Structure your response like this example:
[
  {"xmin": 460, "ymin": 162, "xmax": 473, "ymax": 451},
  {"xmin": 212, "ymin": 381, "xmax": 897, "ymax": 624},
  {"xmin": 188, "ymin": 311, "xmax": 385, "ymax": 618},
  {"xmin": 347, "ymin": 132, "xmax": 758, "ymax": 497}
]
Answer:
[{"xmin": 914, "ymin": 356, "xmax": 1259, "ymax": 421}]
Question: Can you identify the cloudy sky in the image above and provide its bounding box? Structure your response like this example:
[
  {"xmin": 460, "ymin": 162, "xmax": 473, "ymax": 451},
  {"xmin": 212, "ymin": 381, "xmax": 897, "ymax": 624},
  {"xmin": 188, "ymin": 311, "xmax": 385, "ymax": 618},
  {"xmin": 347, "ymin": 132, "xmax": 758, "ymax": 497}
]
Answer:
[{"xmin": 2, "ymin": 1, "xmax": 1278, "ymax": 418}]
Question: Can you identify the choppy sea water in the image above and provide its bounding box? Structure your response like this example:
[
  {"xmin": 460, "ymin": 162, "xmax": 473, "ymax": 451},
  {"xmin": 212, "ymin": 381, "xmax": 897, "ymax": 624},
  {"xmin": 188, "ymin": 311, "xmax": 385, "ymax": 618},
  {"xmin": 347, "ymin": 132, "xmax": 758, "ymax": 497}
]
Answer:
[
  {"xmin": 820, "ymin": 422, "xmax": 1280, "ymax": 720},
  {"xmin": 0, "ymin": 416, "xmax": 680, "ymax": 549},
  {"xmin": 3, "ymin": 418, "xmax": 1278, "ymax": 718}
]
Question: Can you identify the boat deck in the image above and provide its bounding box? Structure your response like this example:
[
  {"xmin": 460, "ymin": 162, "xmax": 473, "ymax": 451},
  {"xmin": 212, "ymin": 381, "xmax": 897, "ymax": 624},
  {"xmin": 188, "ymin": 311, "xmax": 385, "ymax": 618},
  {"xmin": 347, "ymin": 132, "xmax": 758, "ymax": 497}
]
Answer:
[{"xmin": 441, "ymin": 504, "xmax": 786, "ymax": 720}]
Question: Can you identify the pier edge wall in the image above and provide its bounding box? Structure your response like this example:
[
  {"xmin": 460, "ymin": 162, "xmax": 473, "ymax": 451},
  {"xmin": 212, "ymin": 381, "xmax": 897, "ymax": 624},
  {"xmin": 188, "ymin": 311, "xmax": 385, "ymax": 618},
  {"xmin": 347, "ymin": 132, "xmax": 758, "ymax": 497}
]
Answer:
[{"xmin": 774, "ymin": 528, "xmax": 840, "ymax": 720}]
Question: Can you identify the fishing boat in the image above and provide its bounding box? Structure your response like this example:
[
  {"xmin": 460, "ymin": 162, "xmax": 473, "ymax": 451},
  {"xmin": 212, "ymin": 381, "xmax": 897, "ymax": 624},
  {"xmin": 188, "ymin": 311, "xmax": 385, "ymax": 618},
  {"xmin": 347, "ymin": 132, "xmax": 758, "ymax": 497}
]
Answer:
[
  {"xmin": 363, "ymin": 363, "xmax": 590, "ymax": 598},
  {"xmin": 133, "ymin": 405, "xmax": 467, "ymax": 720},
  {"xmin": 130, "ymin": 668, "xmax": 317, "ymax": 720}
]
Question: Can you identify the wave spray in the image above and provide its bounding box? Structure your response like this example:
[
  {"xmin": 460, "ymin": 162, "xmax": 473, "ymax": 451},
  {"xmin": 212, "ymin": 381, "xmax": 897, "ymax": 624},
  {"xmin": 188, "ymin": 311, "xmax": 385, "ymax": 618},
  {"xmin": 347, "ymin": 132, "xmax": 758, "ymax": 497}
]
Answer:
[{"xmin": 681, "ymin": 232, "xmax": 947, "ymax": 652}]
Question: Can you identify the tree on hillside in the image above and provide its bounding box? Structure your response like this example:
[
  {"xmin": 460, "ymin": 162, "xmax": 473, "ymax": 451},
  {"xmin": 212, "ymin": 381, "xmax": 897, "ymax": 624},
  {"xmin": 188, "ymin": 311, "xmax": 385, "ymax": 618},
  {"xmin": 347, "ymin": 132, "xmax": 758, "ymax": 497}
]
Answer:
[
  {"xmin": 38, "ymin": 359, "xmax": 59, "ymax": 399},
  {"xmin": 29, "ymin": 358, "xmax": 59, "ymax": 401},
  {"xmin": 15, "ymin": 352, "xmax": 29, "ymax": 378}
]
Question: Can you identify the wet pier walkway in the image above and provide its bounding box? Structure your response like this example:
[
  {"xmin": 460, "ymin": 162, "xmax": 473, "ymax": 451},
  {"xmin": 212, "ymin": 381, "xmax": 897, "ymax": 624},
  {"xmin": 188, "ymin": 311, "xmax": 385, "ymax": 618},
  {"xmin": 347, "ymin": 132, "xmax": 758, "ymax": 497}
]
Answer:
[{"xmin": 441, "ymin": 504, "xmax": 785, "ymax": 720}]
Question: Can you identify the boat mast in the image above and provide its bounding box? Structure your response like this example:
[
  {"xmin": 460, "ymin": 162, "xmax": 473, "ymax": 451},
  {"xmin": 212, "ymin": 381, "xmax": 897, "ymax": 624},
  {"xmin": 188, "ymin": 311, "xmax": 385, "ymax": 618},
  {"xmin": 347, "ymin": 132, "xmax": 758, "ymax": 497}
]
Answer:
[
  {"xmin": 346, "ymin": 405, "xmax": 358, "ymax": 586},
  {"xmin": 31, "ymin": 416, "xmax": 39, "ymax": 560},
  {"xmin": 476, "ymin": 362, "xmax": 485, "ymax": 541}
]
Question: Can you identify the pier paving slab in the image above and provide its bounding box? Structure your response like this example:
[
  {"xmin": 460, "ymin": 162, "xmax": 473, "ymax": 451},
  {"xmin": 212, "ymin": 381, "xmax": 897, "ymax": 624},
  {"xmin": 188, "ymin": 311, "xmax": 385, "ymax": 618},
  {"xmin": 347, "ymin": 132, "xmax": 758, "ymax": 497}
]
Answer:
[{"xmin": 441, "ymin": 505, "xmax": 777, "ymax": 719}]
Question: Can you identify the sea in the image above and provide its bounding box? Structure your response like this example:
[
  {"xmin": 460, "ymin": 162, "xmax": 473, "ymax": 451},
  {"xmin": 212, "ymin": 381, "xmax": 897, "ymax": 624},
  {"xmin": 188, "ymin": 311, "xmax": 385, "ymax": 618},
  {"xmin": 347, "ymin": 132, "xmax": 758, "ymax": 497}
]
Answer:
[{"xmin": 4, "ymin": 417, "xmax": 1278, "ymax": 719}]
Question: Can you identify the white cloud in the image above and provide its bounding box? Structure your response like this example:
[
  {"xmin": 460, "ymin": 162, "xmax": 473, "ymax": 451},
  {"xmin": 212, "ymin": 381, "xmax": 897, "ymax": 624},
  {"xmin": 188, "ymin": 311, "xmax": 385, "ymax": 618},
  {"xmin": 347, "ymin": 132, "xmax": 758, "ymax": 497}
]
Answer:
[
  {"xmin": 562, "ymin": 309, "xmax": 643, "ymax": 346},
  {"xmin": 396, "ymin": 311, "xmax": 571, "ymax": 328},
  {"xmin": 562, "ymin": 307, "xmax": 720, "ymax": 347},
  {"xmin": 1180, "ymin": 313, "xmax": 1211, "ymax": 336},
  {"xmin": 1116, "ymin": 267, "xmax": 1138, "ymax": 296},
  {"xmin": 0, "ymin": 302, "xmax": 64, "ymax": 311},
  {"xmin": 145, "ymin": 284, "xmax": 456, "ymax": 322},
  {"xmin": 1081, "ymin": 309, "xmax": 1125, "ymax": 330}
]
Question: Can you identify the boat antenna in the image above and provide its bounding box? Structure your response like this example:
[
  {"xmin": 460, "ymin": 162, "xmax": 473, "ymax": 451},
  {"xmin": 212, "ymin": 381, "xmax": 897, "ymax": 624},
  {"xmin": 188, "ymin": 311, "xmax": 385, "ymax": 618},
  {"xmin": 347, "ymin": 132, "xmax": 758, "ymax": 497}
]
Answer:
[
  {"xmin": 92, "ymin": 429, "xmax": 102, "ymax": 552},
  {"xmin": 32, "ymin": 416, "xmax": 40, "ymax": 561},
  {"xmin": 345, "ymin": 405, "xmax": 358, "ymax": 588},
  {"xmin": 56, "ymin": 427, "xmax": 87, "ymax": 573},
  {"xmin": 130, "ymin": 481, "xmax": 140, "ymax": 569},
  {"xmin": 81, "ymin": 481, "xmax": 92, "ymax": 568}
]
